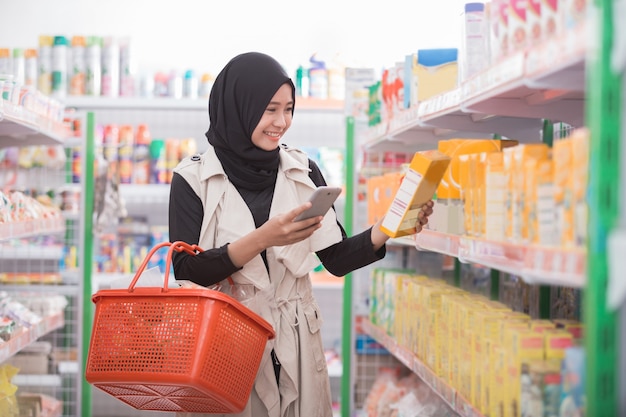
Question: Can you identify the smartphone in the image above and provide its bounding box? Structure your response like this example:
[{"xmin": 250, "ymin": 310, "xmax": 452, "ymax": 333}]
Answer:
[{"xmin": 293, "ymin": 186, "xmax": 342, "ymax": 222}]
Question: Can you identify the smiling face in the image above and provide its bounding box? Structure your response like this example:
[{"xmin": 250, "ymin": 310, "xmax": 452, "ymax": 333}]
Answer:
[{"xmin": 251, "ymin": 83, "xmax": 294, "ymax": 151}]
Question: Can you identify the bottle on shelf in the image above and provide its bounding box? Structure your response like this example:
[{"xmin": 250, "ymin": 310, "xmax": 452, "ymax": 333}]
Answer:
[
  {"xmin": 133, "ymin": 124, "xmax": 151, "ymax": 184},
  {"xmin": 37, "ymin": 35, "xmax": 53, "ymax": 95},
  {"xmin": 51, "ymin": 35, "xmax": 69, "ymax": 99},
  {"xmin": 85, "ymin": 36, "xmax": 102, "ymax": 96},
  {"xmin": 69, "ymin": 35, "xmax": 86, "ymax": 96}
]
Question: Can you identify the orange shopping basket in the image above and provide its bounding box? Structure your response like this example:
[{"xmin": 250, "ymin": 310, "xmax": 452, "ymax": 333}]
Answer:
[{"xmin": 85, "ymin": 241, "xmax": 276, "ymax": 414}]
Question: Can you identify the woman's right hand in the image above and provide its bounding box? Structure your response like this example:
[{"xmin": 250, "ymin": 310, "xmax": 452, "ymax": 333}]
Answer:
[
  {"xmin": 226, "ymin": 202, "xmax": 322, "ymax": 268},
  {"xmin": 258, "ymin": 202, "xmax": 323, "ymax": 247}
]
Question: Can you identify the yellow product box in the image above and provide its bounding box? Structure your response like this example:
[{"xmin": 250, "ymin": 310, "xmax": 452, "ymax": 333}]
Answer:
[
  {"xmin": 485, "ymin": 151, "xmax": 507, "ymax": 241},
  {"xmin": 447, "ymin": 294, "xmax": 470, "ymax": 388},
  {"xmin": 529, "ymin": 319, "xmax": 557, "ymax": 334},
  {"xmin": 438, "ymin": 138, "xmax": 517, "ymax": 235},
  {"xmin": 553, "ymin": 318, "xmax": 584, "ymax": 342},
  {"xmin": 440, "ymin": 292, "xmax": 467, "ymax": 384},
  {"xmin": 570, "ymin": 128, "xmax": 590, "ymax": 247},
  {"xmin": 476, "ymin": 310, "xmax": 510, "ymax": 413},
  {"xmin": 553, "ymin": 137, "xmax": 574, "ymax": 247},
  {"xmin": 459, "ymin": 301, "xmax": 490, "ymax": 402},
  {"xmin": 543, "ymin": 329, "xmax": 574, "ymax": 360},
  {"xmin": 381, "ymin": 150, "xmax": 451, "ymax": 238},
  {"xmin": 506, "ymin": 329, "xmax": 545, "ymax": 417},
  {"xmin": 415, "ymin": 48, "xmax": 458, "ymax": 102},
  {"xmin": 366, "ymin": 175, "xmax": 386, "ymax": 226},
  {"xmin": 511, "ymin": 143, "xmax": 551, "ymax": 243},
  {"xmin": 503, "ymin": 147, "xmax": 516, "ymax": 241},
  {"xmin": 490, "ymin": 342, "xmax": 507, "ymax": 417},
  {"xmin": 534, "ymin": 157, "xmax": 557, "ymax": 246},
  {"xmin": 459, "ymin": 154, "xmax": 475, "ymax": 236}
]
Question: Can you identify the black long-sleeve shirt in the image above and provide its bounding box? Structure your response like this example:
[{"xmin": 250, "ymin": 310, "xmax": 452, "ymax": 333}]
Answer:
[{"xmin": 168, "ymin": 158, "xmax": 385, "ymax": 286}]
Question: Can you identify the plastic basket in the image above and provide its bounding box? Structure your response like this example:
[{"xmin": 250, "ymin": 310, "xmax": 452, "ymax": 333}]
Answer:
[{"xmin": 85, "ymin": 241, "xmax": 275, "ymax": 414}]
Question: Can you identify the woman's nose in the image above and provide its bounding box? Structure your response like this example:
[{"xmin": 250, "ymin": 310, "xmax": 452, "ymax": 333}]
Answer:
[{"xmin": 273, "ymin": 113, "xmax": 287, "ymax": 127}]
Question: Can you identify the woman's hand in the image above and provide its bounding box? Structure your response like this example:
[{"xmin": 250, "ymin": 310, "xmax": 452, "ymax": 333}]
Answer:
[
  {"xmin": 371, "ymin": 199, "xmax": 435, "ymax": 250},
  {"xmin": 415, "ymin": 200, "xmax": 434, "ymax": 234},
  {"xmin": 226, "ymin": 202, "xmax": 322, "ymax": 268},
  {"xmin": 258, "ymin": 202, "xmax": 323, "ymax": 247}
]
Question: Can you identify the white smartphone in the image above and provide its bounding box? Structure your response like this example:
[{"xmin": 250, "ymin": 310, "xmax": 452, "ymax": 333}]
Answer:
[{"xmin": 293, "ymin": 186, "xmax": 342, "ymax": 222}]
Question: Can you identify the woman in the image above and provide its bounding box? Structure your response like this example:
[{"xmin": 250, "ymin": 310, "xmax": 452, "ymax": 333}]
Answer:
[{"xmin": 168, "ymin": 51, "xmax": 433, "ymax": 417}]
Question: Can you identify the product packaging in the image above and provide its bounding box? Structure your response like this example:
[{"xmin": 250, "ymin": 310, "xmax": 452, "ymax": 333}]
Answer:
[{"xmin": 380, "ymin": 150, "xmax": 451, "ymax": 238}]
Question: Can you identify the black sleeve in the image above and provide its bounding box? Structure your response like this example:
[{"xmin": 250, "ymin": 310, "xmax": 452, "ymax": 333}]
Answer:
[
  {"xmin": 168, "ymin": 172, "xmax": 241, "ymax": 286},
  {"xmin": 308, "ymin": 159, "xmax": 386, "ymax": 276}
]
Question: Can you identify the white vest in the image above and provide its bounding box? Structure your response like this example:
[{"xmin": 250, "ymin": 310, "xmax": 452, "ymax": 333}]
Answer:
[{"xmin": 174, "ymin": 145, "xmax": 342, "ymax": 417}]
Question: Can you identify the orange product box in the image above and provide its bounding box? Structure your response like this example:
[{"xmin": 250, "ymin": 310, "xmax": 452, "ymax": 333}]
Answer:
[
  {"xmin": 570, "ymin": 128, "xmax": 590, "ymax": 247},
  {"xmin": 366, "ymin": 175, "xmax": 386, "ymax": 226},
  {"xmin": 543, "ymin": 329, "xmax": 574, "ymax": 360},
  {"xmin": 380, "ymin": 150, "xmax": 451, "ymax": 238},
  {"xmin": 553, "ymin": 137, "xmax": 574, "ymax": 246},
  {"xmin": 510, "ymin": 143, "xmax": 551, "ymax": 243},
  {"xmin": 506, "ymin": 329, "xmax": 545, "ymax": 417}
]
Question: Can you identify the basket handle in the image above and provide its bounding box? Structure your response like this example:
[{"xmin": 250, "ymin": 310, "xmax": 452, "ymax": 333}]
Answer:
[
  {"xmin": 127, "ymin": 241, "xmax": 200, "ymax": 292},
  {"xmin": 127, "ymin": 241, "xmax": 235, "ymax": 293}
]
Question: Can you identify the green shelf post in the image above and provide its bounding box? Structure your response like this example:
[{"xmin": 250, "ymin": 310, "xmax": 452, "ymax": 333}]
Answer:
[
  {"xmin": 81, "ymin": 112, "xmax": 96, "ymax": 417},
  {"xmin": 341, "ymin": 116, "xmax": 355, "ymax": 417},
  {"xmin": 490, "ymin": 269, "xmax": 500, "ymax": 301},
  {"xmin": 585, "ymin": 0, "xmax": 622, "ymax": 414},
  {"xmin": 537, "ymin": 118, "xmax": 554, "ymax": 319},
  {"xmin": 453, "ymin": 258, "xmax": 461, "ymax": 288}
]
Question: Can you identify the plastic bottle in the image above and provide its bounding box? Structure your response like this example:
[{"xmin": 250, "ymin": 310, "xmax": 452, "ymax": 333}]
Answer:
[
  {"xmin": 198, "ymin": 72, "xmax": 214, "ymax": 98},
  {"xmin": 37, "ymin": 35, "xmax": 53, "ymax": 95},
  {"xmin": 133, "ymin": 124, "xmax": 151, "ymax": 184},
  {"xmin": 118, "ymin": 124, "xmax": 134, "ymax": 183},
  {"xmin": 308, "ymin": 53, "xmax": 328, "ymax": 99},
  {"xmin": 119, "ymin": 37, "xmax": 137, "ymax": 97},
  {"xmin": 69, "ymin": 35, "xmax": 86, "ymax": 96},
  {"xmin": 51, "ymin": 35, "xmax": 69, "ymax": 98},
  {"xmin": 183, "ymin": 69, "xmax": 198, "ymax": 99},
  {"xmin": 12, "ymin": 48, "xmax": 25, "ymax": 86},
  {"xmin": 295, "ymin": 65, "xmax": 309, "ymax": 98},
  {"xmin": 85, "ymin": 36, "xmax": 102, "ymax": 96},
  {"xmin": 0, "ymin": 48, "xmax": 10, "ymax": 75},
  {"xmin": 149, "ymin": 138, "xmax": 167, "ymax": 184},
  {"xmin": 168, "ymin": 70, "xmax": 183, "ymax": 99},
  {"xmin": 101, "ymin": 36, "xmax": 120, "ymax": 97},
  {"xmin": 24, "ymin": 48, "xmax": 38, "ymax": 89}
]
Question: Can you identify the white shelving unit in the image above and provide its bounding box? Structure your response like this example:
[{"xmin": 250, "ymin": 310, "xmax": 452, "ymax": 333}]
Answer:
[
  {"xmin": 350, "ymin": 20, "xmax": 591, "ymax": 417},
  {"xmin": 0, "ymin": 105, "xmax": 76, "ymax": 417}
]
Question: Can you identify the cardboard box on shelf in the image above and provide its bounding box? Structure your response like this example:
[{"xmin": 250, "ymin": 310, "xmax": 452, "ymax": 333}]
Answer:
[{"xmin": 380, "ymin": 150, "xmax": 451, "ymax": 238}]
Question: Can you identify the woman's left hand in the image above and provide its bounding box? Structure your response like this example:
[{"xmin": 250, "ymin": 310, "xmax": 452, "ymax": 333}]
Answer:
[{"xmin": 415, "ymin": 200, "xmax": 435, "ymax": 234}]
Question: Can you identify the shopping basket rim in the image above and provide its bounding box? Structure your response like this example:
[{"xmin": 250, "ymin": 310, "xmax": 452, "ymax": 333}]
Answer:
[{"xmin": 91, "ymin": 286, "xmax": 276, "ymax": 340}]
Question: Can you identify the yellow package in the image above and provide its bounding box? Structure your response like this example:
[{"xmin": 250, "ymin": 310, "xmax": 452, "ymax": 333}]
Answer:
[
  {"xmin": 380, "ymin": 150, "xmax": 451, "ymax": 238},
  {"xmin": 511, "ymin": 144, "xmax": 551, "ymax": 242},
  {"xmin": 570, "ymin": 128, "xmax": 590, "ymax": 247},
  {"xmin": 553, "ymin": 137, "xmax": 574, "ymax": 246},
  {"xmin": 485, "ymin": 151, "xmax": 507, "ymax": 241},
  {"xmin": 534, "ymin": 157, "xmax": 557, "ymax": 246},
  {"xmin": 506, "ymin": 329, "xmax": 545, "ymax": 417},
  {"xmin": 543, "ymin": 329, "xmax": 575, "ymax": 360}
]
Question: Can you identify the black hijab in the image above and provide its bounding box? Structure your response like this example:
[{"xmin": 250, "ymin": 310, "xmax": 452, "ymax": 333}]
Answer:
[{"xmin": 206, "ymin": 52, "xmax": 296, "ymax": 190}]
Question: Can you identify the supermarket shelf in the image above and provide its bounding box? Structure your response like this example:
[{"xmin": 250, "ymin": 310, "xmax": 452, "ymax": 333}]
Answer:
[
  {"xmin": 119, "ymin": 183, "xmax": 171, "ymax": 205},
  {"xmin": 0, "ymin": 283, "xmax": 79, "ymax": 296},
  {"xmin": 0, "ymin": 217, "xmax": 65, "ymax": 241},
  {"xmin": 414, "ymin": 229, "xmax": 586, "ymax": 287},
  {"xmin": 12, "ymin": 374, "xmax": 63, "ymax": 387},
  {"xmin": 363, "ymin": 319, "xmax": 483, "ymax": 417},
  {"xmin": 0, "ymin": 244, "xmax": 64, "ymax": 260},
  {"xmin": 64, "ymin": 96, "xmax": 345, "ymax": 111},
  {"xmin": 0, "ymin": 311, "xmax": 64, "ymax": 363},
  {"xmin": 364, "ymin": 23, "xmax": 588, "ymax": 149},
  {"xmin": 0, "ymin": 106, "xmax": 69, "ymax": 149}
]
